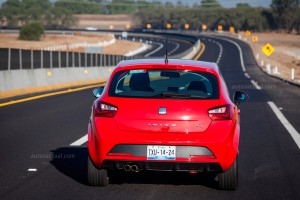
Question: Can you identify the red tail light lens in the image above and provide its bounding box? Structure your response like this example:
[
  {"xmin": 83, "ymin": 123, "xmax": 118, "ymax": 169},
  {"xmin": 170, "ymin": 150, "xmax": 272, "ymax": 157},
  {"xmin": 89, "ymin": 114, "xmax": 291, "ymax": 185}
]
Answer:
[
  {"xmin": 208, "ymin": 104, "xmax": 232, "ymax": 120},
  {"xmin": 94, "ymin": 101, "xmax": 118, "ymax": 118}
]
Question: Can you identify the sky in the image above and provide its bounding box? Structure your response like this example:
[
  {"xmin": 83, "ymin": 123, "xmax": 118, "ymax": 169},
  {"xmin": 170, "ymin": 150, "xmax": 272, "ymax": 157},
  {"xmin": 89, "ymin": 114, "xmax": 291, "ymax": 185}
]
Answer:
[{"xmin": 0, "ymin": 0, "xmax": 272, "ymax": 8}]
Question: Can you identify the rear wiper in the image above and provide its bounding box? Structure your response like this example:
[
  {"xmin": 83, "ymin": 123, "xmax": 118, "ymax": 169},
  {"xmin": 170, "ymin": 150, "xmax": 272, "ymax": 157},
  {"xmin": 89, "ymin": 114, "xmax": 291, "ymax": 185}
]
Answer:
[{"xmin": 160, "ymin": 92, "xmax": 191, "ymax": 98}]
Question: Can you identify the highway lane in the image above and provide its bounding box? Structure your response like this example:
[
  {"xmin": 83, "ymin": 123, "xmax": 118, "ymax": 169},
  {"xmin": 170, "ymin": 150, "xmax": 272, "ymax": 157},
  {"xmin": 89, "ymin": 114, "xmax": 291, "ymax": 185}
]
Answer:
[
  {"xmin": 122, "ymin": 35, "xmax": 193, "ymax": 58},
  {"xmin": 1, "ymin": 33, "xmax": 300, "ymax": 200}
]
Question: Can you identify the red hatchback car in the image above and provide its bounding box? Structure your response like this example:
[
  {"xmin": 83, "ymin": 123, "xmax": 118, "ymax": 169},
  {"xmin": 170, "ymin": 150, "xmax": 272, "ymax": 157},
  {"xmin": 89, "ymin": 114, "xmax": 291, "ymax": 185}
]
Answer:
[{"xmin": 88, "ymin": 59, "xmax": 247, "ymax": 190}]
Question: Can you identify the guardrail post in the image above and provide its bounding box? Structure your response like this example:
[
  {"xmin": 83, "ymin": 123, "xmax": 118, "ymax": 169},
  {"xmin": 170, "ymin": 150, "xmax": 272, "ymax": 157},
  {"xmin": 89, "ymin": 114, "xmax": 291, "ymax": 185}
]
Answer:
[
  {"xmin": 31, "ymin": 49, "xmax": 33, "ymax": 69},
  {"xmin": 96, "ymin": 53, "xmax": 98, "ymax": 66},
  {"xmin": 78, "ymin": 52, "xmax": 81, "ymax": 67},
  {"xmin": 41, "ymin": 50, "xmax": 43, "ymax": 69},
  {"xmin": 50, "ymin": 51, "xmax": 53, "ymax": 68},
  {"xmin": 19, "ymin": 49, "xmax": 22, "ymax": 69},
  {"xmin": 275, "ymin": 66, "xmax": 278, "ymax": 74},
  {"xmin": 66, "ymin": 51, "xmax": 69, "ymax": 68},
  {"xmin": 58, "ymin": 51, "xmax": 61, "ymax": 68},
  {"xmin": 85, "ymin": 52, "xmax": 87, "ymax": 67},
  {"xmin": 8, "ymin": 48, "xmax": 11, "ymax": 70},
  {"xmin": 72, "ymin": 52, "xmax": 75, "ymax": 67},
  {"xmin": 266, "ymin": 64, "xmax": 271, "ymax": 74},
  {"xmin": 103, "ymin": 54, "xmax": 106, "ymax": 67},
  {"xmin": 291, "ymin": 68, "xmax": 295, "ymax": 80}
]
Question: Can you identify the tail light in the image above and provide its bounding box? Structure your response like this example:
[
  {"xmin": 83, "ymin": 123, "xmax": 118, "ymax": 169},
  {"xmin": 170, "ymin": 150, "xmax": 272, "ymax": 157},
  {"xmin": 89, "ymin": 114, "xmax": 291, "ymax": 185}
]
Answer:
[
  {"xmin": 94, "ymin": 101, "xmax": 118, "ymax": 118},
  {"xmin": 208, "ymin": 104, "xmax": 233, "ymax": 120}
]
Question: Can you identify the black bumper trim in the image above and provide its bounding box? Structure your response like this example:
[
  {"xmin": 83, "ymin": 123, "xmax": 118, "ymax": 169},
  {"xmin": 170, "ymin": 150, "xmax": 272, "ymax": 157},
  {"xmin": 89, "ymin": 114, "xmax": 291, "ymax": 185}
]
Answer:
[{"xmin": 108, "ymin": 144, "xmax": 214, "ymax": 158}]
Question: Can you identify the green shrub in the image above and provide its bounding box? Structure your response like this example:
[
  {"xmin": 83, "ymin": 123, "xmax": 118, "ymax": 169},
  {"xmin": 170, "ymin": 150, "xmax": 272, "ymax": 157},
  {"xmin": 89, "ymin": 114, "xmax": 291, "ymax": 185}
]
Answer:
[{"xmin": 19, "ymin": 22, "xmax": 44, "ymax": 41}]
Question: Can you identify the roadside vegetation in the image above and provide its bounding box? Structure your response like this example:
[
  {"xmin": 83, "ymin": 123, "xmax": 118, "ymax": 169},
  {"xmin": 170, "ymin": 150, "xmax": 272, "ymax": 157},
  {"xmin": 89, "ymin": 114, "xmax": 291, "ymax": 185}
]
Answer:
[
  {"xmin": 135, "ymin": 0, "xmax": 300, "ymax": 33},
  {"xmin": 19, "ymin": 22, "xmax": 44, "ymax": 41},
  {"xmin": 0, "ymin": 0, "xmax": 299, "ymax": 34}
]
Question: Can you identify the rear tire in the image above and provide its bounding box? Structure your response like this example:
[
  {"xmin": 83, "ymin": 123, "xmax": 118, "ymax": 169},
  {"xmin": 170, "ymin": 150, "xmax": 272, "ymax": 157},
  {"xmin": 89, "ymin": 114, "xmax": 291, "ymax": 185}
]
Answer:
[
  {"xmin": 218, "ymin": 157, "xmax": 238, "ymax": 190},
  {"xmin": 87, "ymin": 155, "xmax": 109, "ymax": 186}
]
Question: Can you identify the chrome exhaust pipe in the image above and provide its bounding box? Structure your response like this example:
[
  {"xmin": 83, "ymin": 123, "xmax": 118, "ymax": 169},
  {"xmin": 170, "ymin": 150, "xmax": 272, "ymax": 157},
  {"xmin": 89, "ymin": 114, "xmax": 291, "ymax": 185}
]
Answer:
[
  {"xmin": 124, "ymin": 164, "xmax": 131, "ymax": 172},
  {"xmin": 131, "ymin": 165, "xmax": 139, "ymax": 172}
]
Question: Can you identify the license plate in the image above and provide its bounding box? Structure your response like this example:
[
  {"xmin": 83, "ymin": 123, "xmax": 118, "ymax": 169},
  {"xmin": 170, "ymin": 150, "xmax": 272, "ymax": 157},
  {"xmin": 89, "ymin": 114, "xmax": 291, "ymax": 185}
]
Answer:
[{"xmin": 147, "ymin": 146, "xmax": 176, "ymax": 160}]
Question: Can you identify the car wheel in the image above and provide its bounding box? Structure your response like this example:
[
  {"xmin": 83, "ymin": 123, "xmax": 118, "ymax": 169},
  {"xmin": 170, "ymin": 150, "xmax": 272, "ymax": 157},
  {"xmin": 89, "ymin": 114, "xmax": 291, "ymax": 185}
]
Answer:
[
  {"xmin": 88, "ymin": 155, "xmax": 109, "ymax": 186},
  {"xmin": 218, "ymin": 157, "xmax": 238, "ymax": 190}
]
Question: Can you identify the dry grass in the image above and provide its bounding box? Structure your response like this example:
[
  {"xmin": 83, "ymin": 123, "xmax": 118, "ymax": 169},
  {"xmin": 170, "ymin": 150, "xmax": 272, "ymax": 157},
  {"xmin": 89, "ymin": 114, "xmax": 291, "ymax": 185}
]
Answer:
[
  {"xmin": 0, "ymin": 33, "xmax": 142, "ymax": 55},
  {"xmin": 238, "ymin": 32, "xmax": 300, "ymax": 82}
]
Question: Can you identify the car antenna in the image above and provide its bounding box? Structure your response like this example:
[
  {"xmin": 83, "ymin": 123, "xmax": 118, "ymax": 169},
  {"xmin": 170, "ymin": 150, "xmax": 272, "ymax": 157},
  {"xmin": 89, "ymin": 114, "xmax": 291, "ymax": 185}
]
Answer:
[{"xmin": 165, "ymin": 37, "xmax": 168, "ymax": 64}]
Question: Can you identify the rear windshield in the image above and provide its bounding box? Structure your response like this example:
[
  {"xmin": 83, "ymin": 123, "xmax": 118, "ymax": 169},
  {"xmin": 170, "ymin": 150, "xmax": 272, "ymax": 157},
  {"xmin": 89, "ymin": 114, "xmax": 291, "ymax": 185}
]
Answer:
[{"xmin": 108, "ymin": 69, "xmax": 219, "ymax": 99}]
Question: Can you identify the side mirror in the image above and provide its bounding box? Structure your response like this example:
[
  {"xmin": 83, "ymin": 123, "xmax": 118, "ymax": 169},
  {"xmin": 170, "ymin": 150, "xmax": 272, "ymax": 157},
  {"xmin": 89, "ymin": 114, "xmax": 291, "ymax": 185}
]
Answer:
[
  {"xmin": 93, "ymin": 87, "xmax": 104, "ymax": 98},
  {"xmin": 233, "ymin": 91, "xmax": 248, "ymax": 105}
]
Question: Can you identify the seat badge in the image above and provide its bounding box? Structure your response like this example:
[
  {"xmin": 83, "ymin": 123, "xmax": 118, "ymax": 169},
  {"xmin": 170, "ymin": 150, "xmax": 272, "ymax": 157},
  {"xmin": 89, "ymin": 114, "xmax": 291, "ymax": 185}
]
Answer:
[{"xmin": 159, "ymin": 107, "xmax": 167, "ymax": 115}]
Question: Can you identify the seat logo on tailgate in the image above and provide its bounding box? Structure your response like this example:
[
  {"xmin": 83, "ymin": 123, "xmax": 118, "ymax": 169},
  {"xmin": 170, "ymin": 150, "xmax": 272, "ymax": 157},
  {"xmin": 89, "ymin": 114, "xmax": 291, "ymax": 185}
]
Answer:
[{"xmin": 148, "ymin": 123, "xmax": 176, "ymax": 127}]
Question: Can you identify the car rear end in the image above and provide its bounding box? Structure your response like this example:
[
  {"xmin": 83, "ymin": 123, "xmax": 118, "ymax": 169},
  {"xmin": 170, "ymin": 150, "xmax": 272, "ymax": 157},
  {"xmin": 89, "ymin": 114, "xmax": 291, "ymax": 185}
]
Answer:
[{"xmin": 88, "ymin": 59, "xmax": 240, "ymax": 190}]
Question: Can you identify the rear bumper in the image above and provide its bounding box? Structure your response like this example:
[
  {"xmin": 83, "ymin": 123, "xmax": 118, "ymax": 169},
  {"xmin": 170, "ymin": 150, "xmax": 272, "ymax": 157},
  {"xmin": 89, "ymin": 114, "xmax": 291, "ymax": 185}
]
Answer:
[{"xmin": 88, "ymin": 118, "xmax": 239, "ymax": 172}]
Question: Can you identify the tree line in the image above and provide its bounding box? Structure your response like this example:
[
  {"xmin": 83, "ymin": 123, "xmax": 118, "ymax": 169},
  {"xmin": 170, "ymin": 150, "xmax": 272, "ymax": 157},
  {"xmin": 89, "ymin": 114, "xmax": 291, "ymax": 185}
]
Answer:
[
  {"xmin": 135, "ymin": 0, "xmax": 300, "ymax": 33},
  {"xmin": 0, "ymin": 0, "xmax": 299, "ymax": 33},
  {"xmin": 0, "ymin": 0, "xmax": 77, "ymax": 28}
]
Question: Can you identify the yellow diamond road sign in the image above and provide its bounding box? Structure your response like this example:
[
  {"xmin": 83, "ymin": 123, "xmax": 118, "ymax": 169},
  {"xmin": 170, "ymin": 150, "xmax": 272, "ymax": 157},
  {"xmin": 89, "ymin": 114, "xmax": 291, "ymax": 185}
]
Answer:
[{"xmin": 262, "ymin": 43, "xmax": 275, "ymax": 56}]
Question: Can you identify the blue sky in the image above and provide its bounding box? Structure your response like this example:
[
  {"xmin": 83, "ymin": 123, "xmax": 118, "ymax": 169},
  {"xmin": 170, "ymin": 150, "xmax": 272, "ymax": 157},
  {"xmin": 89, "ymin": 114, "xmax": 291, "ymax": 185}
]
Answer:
[{"xmin": 0, "ymin": 0, "xmax": 272, "ymax": 8}]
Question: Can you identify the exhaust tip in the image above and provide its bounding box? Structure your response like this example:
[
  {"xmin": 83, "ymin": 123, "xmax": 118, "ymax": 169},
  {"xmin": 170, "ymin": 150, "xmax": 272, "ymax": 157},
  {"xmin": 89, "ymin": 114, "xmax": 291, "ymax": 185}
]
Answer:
[
  {"xmin": 124, "ymin": 165, "xmax": 131, "ymax": 172},
  {"xmin": 131, "ymin": 165, "xmax": 140, "ymax": 172}
]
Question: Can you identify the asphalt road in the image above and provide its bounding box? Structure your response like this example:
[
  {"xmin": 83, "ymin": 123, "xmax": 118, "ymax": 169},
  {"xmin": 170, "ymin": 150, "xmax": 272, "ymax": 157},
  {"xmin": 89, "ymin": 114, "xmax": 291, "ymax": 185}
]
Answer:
[
  {"xmin": 1, "ymin": 33, "xmax": 300, "ymax": 200},
  {"xmin": 125, "ymin": 35, "xmax": 193, "ymax": 58}
]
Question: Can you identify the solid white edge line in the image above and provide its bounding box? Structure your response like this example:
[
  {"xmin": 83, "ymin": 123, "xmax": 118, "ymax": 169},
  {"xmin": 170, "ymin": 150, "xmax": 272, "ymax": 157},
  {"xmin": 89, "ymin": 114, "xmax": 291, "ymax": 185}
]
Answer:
[
  {"xmin": 250, "ymin": 80, "xmax": 262, "ymax": 90},
  {"xmin": 70, "ymin": 134, "xmax": 88, "ymax": 146},
  {"xmin": 244, "ymin": 72, "xmax": 250, "ymax": 79},
  {"xmin": 216, "ymin": 37, "xmax": 246, "ymax": 72},
  {"xmin": 144, "ymin": 41, "xmax": 164, "ymax": 57},
  {"xmin": 268, "ymin": 101, "xmax": 300, "ymax": 150}
]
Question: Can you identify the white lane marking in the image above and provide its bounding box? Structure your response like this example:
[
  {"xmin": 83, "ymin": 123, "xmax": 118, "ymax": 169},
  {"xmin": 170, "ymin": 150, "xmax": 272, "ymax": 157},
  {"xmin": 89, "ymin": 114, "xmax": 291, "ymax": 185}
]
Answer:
[
  {"xmin": 216, "ymin": 37, "xmax": 246, "ymax": 72},
  {"xmin": 244, "ymin": 72, "xmax": 250, "ymax": 79},
  {"xmin": 28, "ymin": 168, "xmax": 37, "ymax": 172},
  {"xmin": 250, "ymin": 80, "xmax": 262, "ymax": 90},
  {"xmin": 144, "ymin": 41, "xmax": 164, "ymax": 57},
  {"xmin": 216, "ymin": 37, "xmax": 264, "ymax": 89},
  {"xmin": 210, "ymin": 40, "xmax": 223, "ymax": 64},
  {"xmin": 268, "ymin": 101, "xmax": 300, "ymax": 150},
  {"xmin": 168, "ymin": 41, "xmax": 180, "ymax": 55},
  {"xmin": 70, "ymin": 134, "xmax": 88, "ymax": 146}
]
